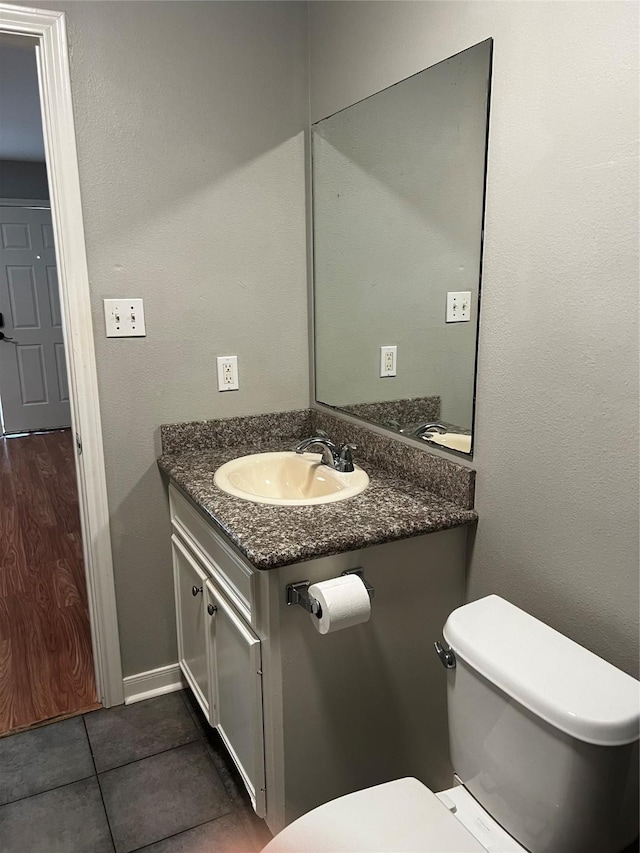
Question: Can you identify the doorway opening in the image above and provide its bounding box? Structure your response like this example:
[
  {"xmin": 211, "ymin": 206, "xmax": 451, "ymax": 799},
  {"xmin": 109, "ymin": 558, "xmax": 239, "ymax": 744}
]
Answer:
[{"xmin": 0, "ymin": 35, "xmax": 100, "ymax": 734}]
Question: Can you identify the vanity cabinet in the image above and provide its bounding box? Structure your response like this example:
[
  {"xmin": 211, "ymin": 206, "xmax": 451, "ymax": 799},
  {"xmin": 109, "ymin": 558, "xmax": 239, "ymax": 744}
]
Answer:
[
  {"xmin": 170, "ymin": 486, "xmax": 266, "ymax": 817},
  {"xmin": 168, "ymin": 482, "xmax": 469, "ymax": 835}
]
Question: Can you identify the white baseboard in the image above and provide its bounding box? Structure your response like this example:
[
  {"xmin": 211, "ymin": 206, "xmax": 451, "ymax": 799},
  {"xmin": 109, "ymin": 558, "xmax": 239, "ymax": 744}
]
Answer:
[{"xmin": 123, "ymin": 663, "xmax": 186, "ymax": 705}]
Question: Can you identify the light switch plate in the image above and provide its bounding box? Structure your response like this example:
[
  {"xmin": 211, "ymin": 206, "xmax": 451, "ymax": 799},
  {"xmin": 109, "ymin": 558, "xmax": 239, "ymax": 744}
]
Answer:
[
  {"xmin": 104, "ymin": 298, "xmax": 146, "ymax": 337},
  {"xmin": 446, "ymin": 291, "xmax": 472, "ymax": 323}
]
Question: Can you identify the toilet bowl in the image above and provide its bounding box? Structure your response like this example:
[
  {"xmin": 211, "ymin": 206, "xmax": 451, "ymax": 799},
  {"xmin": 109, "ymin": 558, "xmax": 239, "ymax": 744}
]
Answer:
[{"xmin": 262, "ymin": 595, "xmax": 640, "ymax": 853}]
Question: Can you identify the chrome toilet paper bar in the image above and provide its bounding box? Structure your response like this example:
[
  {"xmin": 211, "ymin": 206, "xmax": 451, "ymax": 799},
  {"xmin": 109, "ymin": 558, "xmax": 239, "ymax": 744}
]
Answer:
[
  {"xmin": 286, "ymin": 581, "xmax": 323, "ymax": 617},
  {"xmin": 285, "ymin": 568, "xmax": 374, "ymax": 618}
]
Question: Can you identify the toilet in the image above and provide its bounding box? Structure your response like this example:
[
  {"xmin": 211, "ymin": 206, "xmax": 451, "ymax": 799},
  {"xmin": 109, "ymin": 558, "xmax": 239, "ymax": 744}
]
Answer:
[{"xmin": 263, "ymin": 595, "xmax": 639, "ymax": 853}]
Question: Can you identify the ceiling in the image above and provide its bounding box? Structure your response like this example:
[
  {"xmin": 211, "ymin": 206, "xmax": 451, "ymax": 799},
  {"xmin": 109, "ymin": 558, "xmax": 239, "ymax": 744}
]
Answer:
[{"xmin": 0, "ymin": 38, "xmax": 46, "ymax": 162}]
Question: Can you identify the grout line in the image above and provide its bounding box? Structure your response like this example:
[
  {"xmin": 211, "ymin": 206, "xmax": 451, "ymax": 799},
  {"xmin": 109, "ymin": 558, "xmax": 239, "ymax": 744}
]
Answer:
[
  {"xmin": 180, "ymin": 699, "xmax": 272, "ymax": 844},
  {"xmin": 88, "ymin": 699, "xmax": 236, "ymax": 852},
  {"xmin": 178, "ymin": 691, "xmax": 233, "ymax": 797},
  {"xmin": 97, "ymin": 693, "xmax": 237, "ymax": 853},
  {"xmin": 83, "ymin": 693, "xmax": 202, "ymax": 776},
  {"xmin": 179, "ymin": 691, "xmax": 256, "ymax": 815},
  {"xmin": 125, "ymin": 811, "xmax": 236, "ymax": 853},
  {"xmin": 96, "ymin": 739, "xmax": 204, "ymax": 779},
  {"xmin": 0, "ymin": 772, "xmax": 95, "ymax": 809},
  {"xmin": 84, "ymin": 715, "xmax": 118, "ymax": 853},
  {"xmin": 0, "ymin": 695, "xmax": 251, "ymax": 852},
  {"xmin": 0, "ymin": 701, "xmax": 101, "ymax": 740}
]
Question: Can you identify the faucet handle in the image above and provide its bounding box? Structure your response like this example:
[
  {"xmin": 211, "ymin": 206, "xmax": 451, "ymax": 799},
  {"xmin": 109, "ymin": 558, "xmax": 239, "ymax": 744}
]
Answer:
[{"xmin": 337, "ymin": 443, "xmax": 356, "ymax": 473}]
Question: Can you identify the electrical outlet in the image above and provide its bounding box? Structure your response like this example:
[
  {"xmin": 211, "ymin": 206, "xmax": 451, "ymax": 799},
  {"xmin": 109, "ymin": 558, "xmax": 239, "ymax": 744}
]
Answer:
[
  {"xmin": 446, "ymin": 291, "xmax": 472, "ymax": 323},
  {"xmin": 380, "ymin": 345, "xmax": 397, "ymax": 377},
  {"xmin": 104, "ymin": 298, "xmax": 146, "ymax": 337},
  {"xmin": 217, "ymin": 355, "xmax": 239, "ymax": 391}
]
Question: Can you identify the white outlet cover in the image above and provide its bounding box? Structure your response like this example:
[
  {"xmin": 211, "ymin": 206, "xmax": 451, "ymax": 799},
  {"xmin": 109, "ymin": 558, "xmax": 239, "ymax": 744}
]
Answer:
[
  {"xmin": 217, "ymin": 355, "xmax": 239, "ymax": 391},
  {"xmin": 380, "ymin": 345, "xmax": 397, "ymax": 377},
  {"xmin": 446, "ymin": 291, "xmax": 472, "ymax": 323},
  {"xmin": 104, "ymin": 298, "xmax": 146, "ymax": 337}
]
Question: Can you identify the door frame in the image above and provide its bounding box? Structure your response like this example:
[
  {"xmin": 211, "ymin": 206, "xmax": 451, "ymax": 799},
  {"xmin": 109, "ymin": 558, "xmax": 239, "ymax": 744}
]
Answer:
[{"xmin": 0, "ymin": 4, "xmax": 124, "ymax": 706}]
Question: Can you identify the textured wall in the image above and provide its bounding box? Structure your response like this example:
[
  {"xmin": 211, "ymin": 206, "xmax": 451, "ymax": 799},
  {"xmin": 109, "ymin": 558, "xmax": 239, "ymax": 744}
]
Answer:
[
  {"xmin": 309, "ymin": 1, "xmax": 639, "ymax": 676},
  {"xmin": 29, "ymin": 1, "xmax": 309, "ymax": 677},
  {"xmin": 313, "ymin": 42, "xmax": 490, "ymax": 429}
]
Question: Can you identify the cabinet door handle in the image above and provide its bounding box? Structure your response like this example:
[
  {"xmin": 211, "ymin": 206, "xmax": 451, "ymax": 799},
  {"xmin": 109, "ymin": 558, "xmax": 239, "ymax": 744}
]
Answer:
[
  {"xmin": 207, "ymin": 603, "xmax": 217, "ymax": 616},
  {"xmin": 192, "ymin": 585, "xmax": 202, "ymax": 596}
]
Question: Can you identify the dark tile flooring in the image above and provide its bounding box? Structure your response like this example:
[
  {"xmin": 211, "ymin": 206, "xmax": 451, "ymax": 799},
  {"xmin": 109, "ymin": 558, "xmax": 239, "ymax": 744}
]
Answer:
[{"xmin": 0, "ymin": 690, "xmax": 272, "ymax": 853}]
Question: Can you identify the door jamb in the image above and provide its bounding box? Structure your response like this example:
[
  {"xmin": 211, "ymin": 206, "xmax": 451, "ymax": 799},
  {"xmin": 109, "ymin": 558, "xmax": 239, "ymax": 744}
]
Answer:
[{"xmin": 0, "ymin": 3, "xmax": 124, "ymax": 706}]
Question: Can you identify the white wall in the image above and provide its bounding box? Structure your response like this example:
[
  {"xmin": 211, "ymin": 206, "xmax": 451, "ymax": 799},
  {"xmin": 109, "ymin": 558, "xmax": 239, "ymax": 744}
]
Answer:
[
  {"xmin": 313, "ymin": 42, "xmax": 490, "ymax": 429},
  {"xmin": 309, "ymin": 0, "xmax": 639, "ymax": 676},
  {"xmin": 26, "ymin": 0, "xmax": 310, "ymax": 677}
]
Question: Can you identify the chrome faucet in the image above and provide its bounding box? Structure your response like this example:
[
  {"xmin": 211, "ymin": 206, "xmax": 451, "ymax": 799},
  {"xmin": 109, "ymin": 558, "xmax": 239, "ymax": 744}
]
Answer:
[
  {"xmin": 411, "ymin": 422, "xmax": 448, "ymax": 439},
  {"xmin": 295, "ymin": 436, "xmax": 357, "ymax": 473}
]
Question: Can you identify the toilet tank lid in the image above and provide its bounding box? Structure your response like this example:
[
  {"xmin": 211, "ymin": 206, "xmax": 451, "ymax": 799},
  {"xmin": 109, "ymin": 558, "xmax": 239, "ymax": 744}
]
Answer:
[{"xmin": 443, "ymin": 595, "xmax": 640, "ymax": 746}]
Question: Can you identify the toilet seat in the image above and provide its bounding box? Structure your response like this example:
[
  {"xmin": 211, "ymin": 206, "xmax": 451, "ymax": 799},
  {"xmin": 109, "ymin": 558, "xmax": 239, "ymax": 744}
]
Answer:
[{"xmin": 262, "ymin": 778, "xmax": 525, "ymax": 853}]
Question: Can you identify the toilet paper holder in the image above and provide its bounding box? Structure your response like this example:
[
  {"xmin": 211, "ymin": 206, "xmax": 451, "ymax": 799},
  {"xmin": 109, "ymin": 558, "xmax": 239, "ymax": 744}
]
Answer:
[{"xmin": 286, "ymin": 568, "xmax": 374, "ymax": 619}]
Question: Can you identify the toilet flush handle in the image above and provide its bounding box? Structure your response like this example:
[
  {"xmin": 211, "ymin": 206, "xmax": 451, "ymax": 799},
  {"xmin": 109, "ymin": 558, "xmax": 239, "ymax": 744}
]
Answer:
[{"xmin": 434, "ymin": 641, "xmax": 456, "ymax": 669}]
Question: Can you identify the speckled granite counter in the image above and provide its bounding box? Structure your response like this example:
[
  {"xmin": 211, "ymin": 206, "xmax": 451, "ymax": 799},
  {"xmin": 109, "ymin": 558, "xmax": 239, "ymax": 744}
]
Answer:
[{"xmin": 158, "ymin": 410, "xmax": 477, "ymax": 570}]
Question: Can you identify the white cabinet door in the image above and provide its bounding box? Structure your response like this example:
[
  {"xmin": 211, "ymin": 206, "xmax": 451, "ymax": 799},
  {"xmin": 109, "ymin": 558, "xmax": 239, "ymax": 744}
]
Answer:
[
  {"xmin": 206, "ymin": 578, "xmax": 266, "ymax": 817},
  {"xmin": 172, "ymin": 534, "xmax": 211, "ymax": 720}
]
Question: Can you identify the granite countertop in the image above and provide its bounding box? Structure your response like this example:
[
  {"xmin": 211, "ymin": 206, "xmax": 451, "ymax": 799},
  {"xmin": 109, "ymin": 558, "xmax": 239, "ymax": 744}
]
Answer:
[{"xmin": 158, "ymin": 436, "xmax": 478, "ymax": 571}]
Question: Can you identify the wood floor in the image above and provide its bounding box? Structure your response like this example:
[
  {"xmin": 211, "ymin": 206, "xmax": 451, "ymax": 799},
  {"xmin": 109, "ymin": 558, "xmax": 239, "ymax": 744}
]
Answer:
[{"xmin": 0, "ymin": 429, "xmax": 99, "ymax": 735}]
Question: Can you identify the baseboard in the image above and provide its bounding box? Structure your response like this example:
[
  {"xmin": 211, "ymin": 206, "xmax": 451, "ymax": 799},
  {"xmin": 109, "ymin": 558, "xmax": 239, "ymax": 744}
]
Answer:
[{"xmin": 122, "ymin": 663, "xmax": 186, "ymax": 705}]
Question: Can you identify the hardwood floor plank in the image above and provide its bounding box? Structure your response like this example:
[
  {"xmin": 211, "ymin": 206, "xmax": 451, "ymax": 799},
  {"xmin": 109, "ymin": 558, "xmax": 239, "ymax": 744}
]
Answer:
[
  {"xmin": 0, "ymin": 600, "xmax": 13, "ymax": 730},
  {"xmin": 0, "ymin": 430, "xmax": 100, "ymax": 734},
  {"xmin": 53, "ymin": 558, "xmax": 84, "ymax": 608},
  {"xmin": 54, "ymin": 604, "xmax": 98, "ymax": 709},
  {"xmin": 0, "ymin": 470, "xmax": 16, "ymax": 506},
  {"xmin": 8, "ymin": 593, "xmax": 52, "ymax": 726},
  {"xmin": 0, "ymin": 644, "xmax": 11, "ymax": 729},
  {"xmin": 0, "ymin": 505, "xmax": 28, "ymax": 598}
]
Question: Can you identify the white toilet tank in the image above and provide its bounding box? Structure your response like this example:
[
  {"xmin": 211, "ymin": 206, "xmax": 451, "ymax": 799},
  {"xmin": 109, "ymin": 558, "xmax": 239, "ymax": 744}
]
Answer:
[{"xmin": 443, "ymin": 596, "xmax": 639, "ymax": 853}]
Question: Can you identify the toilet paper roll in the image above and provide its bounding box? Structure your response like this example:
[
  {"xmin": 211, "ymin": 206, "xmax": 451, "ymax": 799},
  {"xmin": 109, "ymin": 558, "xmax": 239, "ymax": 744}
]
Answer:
[{"xmin": 308, "ymin": 574, "xmax": 371, "ymax": 635}]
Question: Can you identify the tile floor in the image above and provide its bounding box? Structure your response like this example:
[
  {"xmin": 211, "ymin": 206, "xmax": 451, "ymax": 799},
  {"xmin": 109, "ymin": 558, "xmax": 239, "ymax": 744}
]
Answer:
[{"xmin": 0, "ymin": 690, "xmax": 272, "ymax": 853}]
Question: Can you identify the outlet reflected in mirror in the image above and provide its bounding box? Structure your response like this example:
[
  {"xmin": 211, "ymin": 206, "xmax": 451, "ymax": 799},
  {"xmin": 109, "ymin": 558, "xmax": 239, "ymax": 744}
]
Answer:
[{"xmin": 312, "ymin": 40, "xmax": 493, "ymax": 456}]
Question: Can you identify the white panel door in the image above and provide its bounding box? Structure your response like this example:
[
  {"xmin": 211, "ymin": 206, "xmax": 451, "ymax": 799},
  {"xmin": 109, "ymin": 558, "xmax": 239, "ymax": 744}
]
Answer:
[
  {"xmin": 206, "ymin": 578, "xmax": 266, "ymax": 817},
  {"xmin": 172, "ymin": 534, "xmax": 211, "ymax": 721},
  {"xmin": 0, "ymin": 204, "xmax": 71, "ymax": 433}
]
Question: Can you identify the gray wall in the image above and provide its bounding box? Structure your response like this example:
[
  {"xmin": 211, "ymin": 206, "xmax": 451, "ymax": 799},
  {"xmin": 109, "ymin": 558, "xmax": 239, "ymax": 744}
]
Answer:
[
  {"xmin": 13, "ymin": 0, "xmax": 637, "ymax": 687},
  {"xmin": 0, "ymin": 40, "xmax": 46, "ymax": 161},
  {"xmin": 0, "ymin": 40, "xmax": 48, "ymax": 198},
  {"xmin": 0, "ymin": 159, "xmax": 49, "ymax": 199},
  {"xmin": 313, "ymin": 43, "xmax": 490, "ymax": 429},
  {"xmin": 309, "ymin": 1, "xmax": 640, "ymax": 676},
  {"xmin": 28, "ymin": 1, "xmax": 309, "ymax": 677}
]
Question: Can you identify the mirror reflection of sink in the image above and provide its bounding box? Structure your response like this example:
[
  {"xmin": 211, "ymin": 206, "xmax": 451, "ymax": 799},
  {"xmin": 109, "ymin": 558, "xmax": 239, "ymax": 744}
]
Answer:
[
  {"xmin": 424, "ymin": 432, "xmax": 472, "ymax": 454},
  {"xmin": 214, "ymin": 451, "xmax": 369, "ymax": 506}
]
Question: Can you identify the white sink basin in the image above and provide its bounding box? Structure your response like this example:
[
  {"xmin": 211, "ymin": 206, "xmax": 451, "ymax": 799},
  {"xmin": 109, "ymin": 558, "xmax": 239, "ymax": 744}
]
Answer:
[
  {"xmin": 214, "ymin": 451, "xmax": 369, "ymax": 506},
  {"xmin": 425, "ymin": 432, "xmax": 472, "ymax": 454}
]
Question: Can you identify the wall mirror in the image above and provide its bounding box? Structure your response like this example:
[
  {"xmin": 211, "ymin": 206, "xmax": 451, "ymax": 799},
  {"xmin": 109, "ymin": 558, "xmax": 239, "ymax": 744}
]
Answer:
[{"xmin": 312, "ymin": 40, "xmax": 492, "ymax": 457}]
